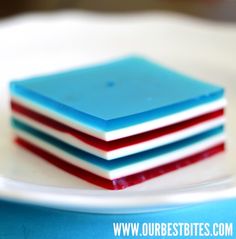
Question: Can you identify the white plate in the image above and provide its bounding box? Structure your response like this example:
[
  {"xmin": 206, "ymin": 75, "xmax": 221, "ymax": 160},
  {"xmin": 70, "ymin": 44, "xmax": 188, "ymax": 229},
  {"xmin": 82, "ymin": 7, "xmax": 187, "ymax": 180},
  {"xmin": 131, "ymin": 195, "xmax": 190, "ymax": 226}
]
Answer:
[{"xmin": 0, "ymin": 12, "xmax": 236, "ymax": 214}]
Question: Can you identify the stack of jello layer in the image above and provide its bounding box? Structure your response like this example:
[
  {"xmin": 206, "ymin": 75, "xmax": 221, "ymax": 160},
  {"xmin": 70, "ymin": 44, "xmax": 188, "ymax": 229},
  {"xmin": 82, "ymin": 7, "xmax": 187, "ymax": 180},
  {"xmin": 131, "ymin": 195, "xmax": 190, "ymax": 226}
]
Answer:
[{"xmin": 10, "ymin": 57, "xmax": 226, "ymax": 190}]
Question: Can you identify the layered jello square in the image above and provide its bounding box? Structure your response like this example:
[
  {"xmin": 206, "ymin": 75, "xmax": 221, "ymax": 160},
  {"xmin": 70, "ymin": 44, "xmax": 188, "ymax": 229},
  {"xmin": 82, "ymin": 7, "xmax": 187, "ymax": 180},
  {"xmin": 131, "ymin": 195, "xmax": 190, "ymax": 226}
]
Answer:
[{"xmin": 10, "ymin": 56, "xmax": 226, "ymax": 189}]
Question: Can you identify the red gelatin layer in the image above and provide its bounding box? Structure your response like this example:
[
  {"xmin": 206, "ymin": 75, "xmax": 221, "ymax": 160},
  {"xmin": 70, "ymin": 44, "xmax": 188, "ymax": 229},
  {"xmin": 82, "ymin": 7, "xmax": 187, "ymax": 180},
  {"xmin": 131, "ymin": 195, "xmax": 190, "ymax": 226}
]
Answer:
[
  {"xmin": 15, "ymin": 137, "xmax": 225, "ymax": 190},
  {"xmin": 11, "ymin": 100, "xmax": 224, "ymax": 152}
]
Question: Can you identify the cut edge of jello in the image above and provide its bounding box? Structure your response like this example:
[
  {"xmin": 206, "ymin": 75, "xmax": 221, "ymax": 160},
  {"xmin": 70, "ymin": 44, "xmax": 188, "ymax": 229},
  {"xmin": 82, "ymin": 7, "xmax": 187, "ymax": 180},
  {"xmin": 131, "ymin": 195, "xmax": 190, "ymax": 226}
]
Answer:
[
  {"xmin": 11, "ymin": 100, "xmax": 225, "ymax": 159},
  {"xmin": 15, "ymin": 137, "xmax": 225, "ymax": 190}
]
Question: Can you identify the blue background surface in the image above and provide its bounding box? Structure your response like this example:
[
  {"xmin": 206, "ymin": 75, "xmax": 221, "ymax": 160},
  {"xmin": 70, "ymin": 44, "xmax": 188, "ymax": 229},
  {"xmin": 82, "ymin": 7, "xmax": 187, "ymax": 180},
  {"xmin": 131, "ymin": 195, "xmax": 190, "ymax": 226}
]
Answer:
[{"xmin": 0, "ymin": 198, "xmax": 235, "ymax": 239}]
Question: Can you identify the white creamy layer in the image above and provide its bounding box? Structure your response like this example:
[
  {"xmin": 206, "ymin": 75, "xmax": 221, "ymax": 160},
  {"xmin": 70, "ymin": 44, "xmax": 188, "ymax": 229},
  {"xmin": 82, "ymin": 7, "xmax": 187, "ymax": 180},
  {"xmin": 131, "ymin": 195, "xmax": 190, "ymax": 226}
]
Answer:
[
  {"xmin": 12, "ymin": 111, "xmax": 225, "ymax": 160},
  {"xmin": 11, "ymin": 94, "xmax": 227, "ymax": 141},
  {"xmin": 13, "ymin": 128, "xmax": 225, "ymax": 180}
]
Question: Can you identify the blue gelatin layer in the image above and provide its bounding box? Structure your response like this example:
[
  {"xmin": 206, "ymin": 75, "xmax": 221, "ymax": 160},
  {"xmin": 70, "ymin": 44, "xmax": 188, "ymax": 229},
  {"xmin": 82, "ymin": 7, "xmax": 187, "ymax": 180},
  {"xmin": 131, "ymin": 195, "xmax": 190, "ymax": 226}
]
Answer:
[
  {"xmin": 10, "ymin": 56, "xmax": 224, "ymax": 131},
  {"xmin": 12, "ymin": 118, "xmax": 224, "ymax": 171}
]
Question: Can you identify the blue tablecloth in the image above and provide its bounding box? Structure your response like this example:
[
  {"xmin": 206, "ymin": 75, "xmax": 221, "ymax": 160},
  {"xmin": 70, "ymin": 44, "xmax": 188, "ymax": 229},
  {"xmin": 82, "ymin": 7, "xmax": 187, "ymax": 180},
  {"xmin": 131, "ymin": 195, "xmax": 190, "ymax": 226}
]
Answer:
[{"xmin": 0, "ymin": 198, "xmax": 235, "ymax": 239}]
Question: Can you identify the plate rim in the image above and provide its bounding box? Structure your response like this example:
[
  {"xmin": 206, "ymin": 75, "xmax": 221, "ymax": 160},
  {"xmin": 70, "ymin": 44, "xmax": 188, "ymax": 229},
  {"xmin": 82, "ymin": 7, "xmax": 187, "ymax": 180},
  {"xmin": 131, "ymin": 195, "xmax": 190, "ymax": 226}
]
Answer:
[{"xmin": 0, "ymin": 175, "xmax": 235, "ymax": 214}]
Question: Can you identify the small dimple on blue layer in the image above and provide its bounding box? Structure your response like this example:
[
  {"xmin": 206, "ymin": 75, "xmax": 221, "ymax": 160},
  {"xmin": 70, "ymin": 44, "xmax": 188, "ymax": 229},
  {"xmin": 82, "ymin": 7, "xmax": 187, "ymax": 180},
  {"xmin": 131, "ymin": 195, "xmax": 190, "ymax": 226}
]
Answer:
[
  {"xmin": 12, "ymin": 118, "xmax": 224, "ymax": 171},
  {"xmin": 10, "ymin": 56, "xmax": 224, "ymax": 131}
]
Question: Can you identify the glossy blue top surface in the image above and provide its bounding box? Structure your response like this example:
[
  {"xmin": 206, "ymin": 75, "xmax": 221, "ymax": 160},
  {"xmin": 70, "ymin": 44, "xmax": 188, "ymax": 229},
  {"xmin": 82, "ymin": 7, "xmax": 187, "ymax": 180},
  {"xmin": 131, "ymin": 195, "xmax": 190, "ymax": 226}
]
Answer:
[{"xmin": 10, "ymin": 56, "xmax": 224, "ymax": 130}]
